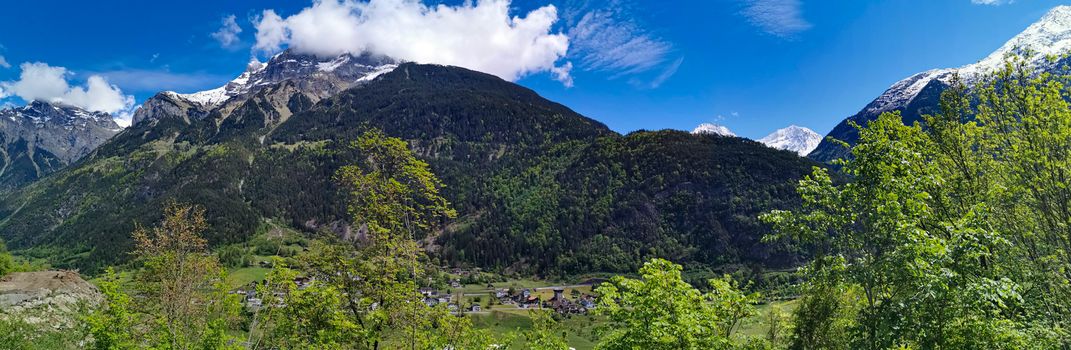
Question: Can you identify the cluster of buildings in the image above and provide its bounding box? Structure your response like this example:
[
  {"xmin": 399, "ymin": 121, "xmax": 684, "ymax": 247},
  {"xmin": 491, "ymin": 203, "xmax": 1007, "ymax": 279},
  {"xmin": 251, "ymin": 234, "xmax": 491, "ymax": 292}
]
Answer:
[
  {"xmin": 419, "ymin": 287, "xmax": 482, "ymax": 313},
  {"xmin": 233, "ymin": 276, "xmax": 315, "ymax": 310},
  {"xmin": 493, "ymin": 288, "xmax": 597, "ymax": 315},
  {"xmin": 230, "ymin": 272, "xmax": 600, "ymax": 317}
]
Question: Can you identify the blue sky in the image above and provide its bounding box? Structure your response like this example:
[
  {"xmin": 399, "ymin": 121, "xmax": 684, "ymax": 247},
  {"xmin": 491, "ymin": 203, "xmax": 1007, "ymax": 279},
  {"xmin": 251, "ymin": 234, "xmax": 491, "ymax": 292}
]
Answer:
[{"xmin": 0, "ymin": 0, "xmax": 1066, "ymax": 137}]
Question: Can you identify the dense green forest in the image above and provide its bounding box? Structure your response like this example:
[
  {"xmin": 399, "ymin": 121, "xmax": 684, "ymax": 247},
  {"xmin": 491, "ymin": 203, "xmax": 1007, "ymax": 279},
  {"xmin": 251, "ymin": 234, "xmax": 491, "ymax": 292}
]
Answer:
[
  {"xmin": 0, "ymin": 128, "xmax": 777, "ymax": 350},
  {"xmin": 0, "ymin": 63, "xmax": 816, "ymax": 276}
]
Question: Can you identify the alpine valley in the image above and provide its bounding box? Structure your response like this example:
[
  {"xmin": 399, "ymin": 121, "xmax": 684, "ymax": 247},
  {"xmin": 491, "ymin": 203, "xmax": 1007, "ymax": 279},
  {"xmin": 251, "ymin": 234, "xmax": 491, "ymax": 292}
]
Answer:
[
  {"xmin": 6, "ymin": 4, "xmax": 1071, "ymax": 277},
  {"xmin": 0, "ymin": 50, "xmax": 817, "ymax": 275},
  {"xmin": 9, "ymin": 2, "xmax": 1071, "ymax": 349}
]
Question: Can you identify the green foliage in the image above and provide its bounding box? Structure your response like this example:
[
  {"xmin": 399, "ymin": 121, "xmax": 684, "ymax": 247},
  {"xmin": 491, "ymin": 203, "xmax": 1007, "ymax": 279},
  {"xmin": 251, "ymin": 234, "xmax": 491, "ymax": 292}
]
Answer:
[
  {"xmin": 442, "ymin": 131, "xmax": 815, "ymax": 276},
  {"xmin": 0, "ymin": 239, "xmax": 14, "ymax": 277},
  {"xmin": 251, "ymin": 261, "xmax": 361, "ymax": 349},
  {"xmin": 335, "ymin": 128, "xmax": 456, "ymax": 239},
  {"xmin": 763, "ymin": 58, "xmax": 1071, "ymax": 348},
  {"xmin": 785, "ymin": 284, "xmax": 859, "ymax": 350},
  {"xmin": 594, "ymin": 258, "xmax": 760, "ymax": 350},
  {"xmin": 525, "ymin": 310, "xmax": 570, "ymax": 350},
  {"xmin": 252, "ymin": 130, "xmax": 508, "ymax": 350},
  {"xmin": 86, "ymin": 268, "xmax": 137, "ymax": 350},
  {"xmin": 0, "ymin": 315, "xmax": 83, "ymax": 350},
  {"xmin": 88, "ymin": 202, "xmax": 245, "ymax": 350}
]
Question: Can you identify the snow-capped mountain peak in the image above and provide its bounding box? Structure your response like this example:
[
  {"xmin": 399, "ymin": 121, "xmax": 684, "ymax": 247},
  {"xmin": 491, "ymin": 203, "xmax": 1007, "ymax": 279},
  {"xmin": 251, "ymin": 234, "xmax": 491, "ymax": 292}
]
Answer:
[
  {"xmin": 865, "ymin": 5, "xmax": 1071, "ymax": 116},
  {"xmin": 0, "ymin": 101, "xmax": 122, "ymax": 163},
  {"xmin": 135, "ymin": 50, "xmax": 401, "ymax": 125},
  {"xmin": 169, "ymin": 58, "xmax": 268, "ymax": 107},
  {"xmin": 692, "ymin": 123, "xmax": 736, "ymax": 137},
  {"xmin": 759, "ymin": 125, "xmax": 821, "ymax": 156},
  {"xmin": 162, "ymin": 50, "xmax": 399, "ymax": 109},
  {"xmin": 964, "ymin": 5, "xmax": 1071, "ymax": 76},
  {"xmin": 812, "ymin": 5, "xmax": 1071, "ymax": 163}
]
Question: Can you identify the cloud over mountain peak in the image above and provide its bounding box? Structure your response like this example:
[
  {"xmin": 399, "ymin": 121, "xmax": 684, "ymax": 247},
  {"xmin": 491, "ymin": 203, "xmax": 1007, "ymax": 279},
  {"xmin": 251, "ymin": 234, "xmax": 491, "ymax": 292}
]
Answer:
[{"xmin": 252, "ymin": 0, "xmax": 572, "ymax": 85}]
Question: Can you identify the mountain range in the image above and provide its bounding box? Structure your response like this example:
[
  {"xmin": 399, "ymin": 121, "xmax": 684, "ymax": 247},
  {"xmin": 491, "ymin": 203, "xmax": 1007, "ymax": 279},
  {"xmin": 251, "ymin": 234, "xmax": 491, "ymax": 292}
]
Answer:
[{"xmin": 0, "ymin": 51, "xmax": 816, "ymax": 275}]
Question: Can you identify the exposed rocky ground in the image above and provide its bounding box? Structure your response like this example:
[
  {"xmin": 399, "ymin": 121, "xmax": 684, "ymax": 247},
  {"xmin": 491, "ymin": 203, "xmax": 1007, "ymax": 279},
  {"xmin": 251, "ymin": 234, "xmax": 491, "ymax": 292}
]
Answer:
[{"xmin": 0, "ymin": 271, "xmax": 101, "ymax": 328}]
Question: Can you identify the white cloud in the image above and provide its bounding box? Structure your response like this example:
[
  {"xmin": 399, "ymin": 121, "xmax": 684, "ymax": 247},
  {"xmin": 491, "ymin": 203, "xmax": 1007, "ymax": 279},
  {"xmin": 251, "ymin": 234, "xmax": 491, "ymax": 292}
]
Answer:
[
  {"xmin": 211, "ymin": 14, "xmax": 244, "ymax": 48},
  {"xmin": 252, "ymin": 10, "xmax": 288, "ymax": 54},
  {"xmin": 1, "ymin": 62, "xmax": 134, "ymax": 117},
  {"xmin": 648, "ymin": 57, "xmax": 683, "ymax": 88},
  {"xmin": 971, "ymin": 0, "xmax": 1013, "ymax": 5},
  {"xmin": 742, "ymin": 0, "xmax": 812, "ymax": 38},
  {"xmin": 252, "ymin": 0, "xmax": 571, "ymax": 84},
  {"xmin": 0, "ymin": 55, "xmax": 9, "ymax": 69},
  {"xmin": 567, "ymin": 6, "xmax": 671, "ymax": 76}
]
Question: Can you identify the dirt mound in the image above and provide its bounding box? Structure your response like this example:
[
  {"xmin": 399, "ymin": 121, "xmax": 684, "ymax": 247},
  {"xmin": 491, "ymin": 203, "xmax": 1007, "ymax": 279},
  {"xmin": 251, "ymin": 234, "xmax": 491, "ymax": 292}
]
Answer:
[{"xmin": 0, "ymin": 271, "xmax": 102, "ymax": 326}]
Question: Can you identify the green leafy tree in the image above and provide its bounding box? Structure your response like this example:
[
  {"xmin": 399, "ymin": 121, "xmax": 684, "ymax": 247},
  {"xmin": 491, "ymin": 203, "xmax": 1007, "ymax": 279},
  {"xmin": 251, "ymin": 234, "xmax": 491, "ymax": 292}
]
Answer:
[
  {"xmin": 594, "ymin": 258, "xmax": 759, "ymax": 350},
  {"xmin": 86, "ymin": 268, "xmax": 138, "ymax": 350},
  {"xmin": 763, "ymin": 56, "xmax": 1071, "ymax": 348},
  {"xmin": 250, "ymin": 261, "xmax": 361, "ymax": 349},
  {"xmin": 525, "ymin": 310, "xmax": 570, "ymax": 350},
  {"xmin": 415, "ymin": 307, "xmax": 506, "ymax": 350},
  {"xmin": 262, "ymin": 129, "xmax": 503, "ymax": 350},
  {"xmin": 0, "ymin": 239, "xmax": 14, "ymax": 277},
  {"xmin": 129, "ymin": 202, "xmax": 243, "ymax": 349}
]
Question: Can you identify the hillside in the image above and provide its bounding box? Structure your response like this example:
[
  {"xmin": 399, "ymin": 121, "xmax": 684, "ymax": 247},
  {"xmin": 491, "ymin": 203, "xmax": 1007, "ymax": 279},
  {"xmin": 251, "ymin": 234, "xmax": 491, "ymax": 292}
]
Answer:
[{"xmin": 0, "ymin": 63, "xmax": 817, "ymax": 275}]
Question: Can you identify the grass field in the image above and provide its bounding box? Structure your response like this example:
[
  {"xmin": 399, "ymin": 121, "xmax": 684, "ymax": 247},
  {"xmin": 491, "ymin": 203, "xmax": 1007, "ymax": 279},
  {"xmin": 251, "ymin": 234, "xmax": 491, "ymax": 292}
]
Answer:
[
  {"xmin": 469, "ymin": 310, "xmax": 602, "ymax": 350},
  {"xmin": 225, "ymin": 267, "xmax": 271, "ymax": 289},
  {"xmin": 462, "ymin": 299, "xmax": 799, "ymax": 349}
]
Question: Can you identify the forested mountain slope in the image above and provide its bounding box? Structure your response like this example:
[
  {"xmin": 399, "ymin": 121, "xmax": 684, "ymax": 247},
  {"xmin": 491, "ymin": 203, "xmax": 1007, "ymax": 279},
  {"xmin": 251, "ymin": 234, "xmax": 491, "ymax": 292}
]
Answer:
[{"xmin": 0, "ymin": 63, "xmax": 817, "ymax": 275}]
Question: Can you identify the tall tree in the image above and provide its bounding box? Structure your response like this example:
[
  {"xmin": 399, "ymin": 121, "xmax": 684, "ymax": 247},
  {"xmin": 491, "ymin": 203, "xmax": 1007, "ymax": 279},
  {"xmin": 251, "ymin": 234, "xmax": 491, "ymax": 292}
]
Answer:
[
  {"xmin": 0, "ymin": 239, "xmax": 14, "ymax": 277},
  {"xmin": 130, "ymin": 202, "xmax": 242, "ymax": 349},
  {"xmin": 594, "ymin": 258, "xmax": 759, "ymax": 350},
  {"xmin": 763, "ymin": 57, "xmax": 1071, "ymax": 348},
  {"xmin": 261, "ymin": 129, "xmax": 497, "ymax": 350}
]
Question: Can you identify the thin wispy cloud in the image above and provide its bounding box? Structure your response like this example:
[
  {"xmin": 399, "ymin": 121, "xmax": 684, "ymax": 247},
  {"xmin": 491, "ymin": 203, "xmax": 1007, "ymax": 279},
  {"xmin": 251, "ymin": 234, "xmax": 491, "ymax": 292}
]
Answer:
[
  {"xmin": 211, "ymin": 14, "xmax": 243, "ymax": 48},
  {"xmin": 741, "ymin": 0, "xmax": 812, "ymax": 38},
  {"xmin": 0, "ymin": 55, "xmax": 10, "ymax": 69},
  {"xmin": 568, "ymin": 8, "xmax": 670, "ymax": 75},
  {"xmin": 564, "ymin": 0, "xmax": 681, "ymax": 87},
  {"xmin": 971, "ymin": 0, "xmax": 1013, "ymax": 5},
  {"xmin": 649, "ymin": 57, "xmax": 684, "ymax": 88}
]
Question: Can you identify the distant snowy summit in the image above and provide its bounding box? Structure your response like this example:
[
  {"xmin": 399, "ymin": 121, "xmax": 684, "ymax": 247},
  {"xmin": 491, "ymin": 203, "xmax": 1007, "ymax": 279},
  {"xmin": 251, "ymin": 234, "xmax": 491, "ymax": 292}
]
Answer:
[
  {"xmin": 758, "ymin": 125, "xmax": 821, "ymax": 156},
  {"xmin": 691, "ymin": 123, "xmax": 820, "ymax": 156},
  {"xmin": 0, "ymin": 101, "xmax": 121, "ymax": 163},
  {"xmin": 691, "ymin": 123, "xmax": 736, "ymax": 137}
]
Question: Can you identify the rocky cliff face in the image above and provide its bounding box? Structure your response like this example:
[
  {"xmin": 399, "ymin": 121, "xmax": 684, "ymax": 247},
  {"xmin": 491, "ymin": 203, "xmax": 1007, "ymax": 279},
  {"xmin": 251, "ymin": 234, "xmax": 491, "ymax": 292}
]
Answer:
[
  {"xmin": 0, "ymin": 101, "xmax": 122, "ymax": 190},
  {"xmin": 132, "ymin": 49, "xmax": 398, "ymax": 126}
]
